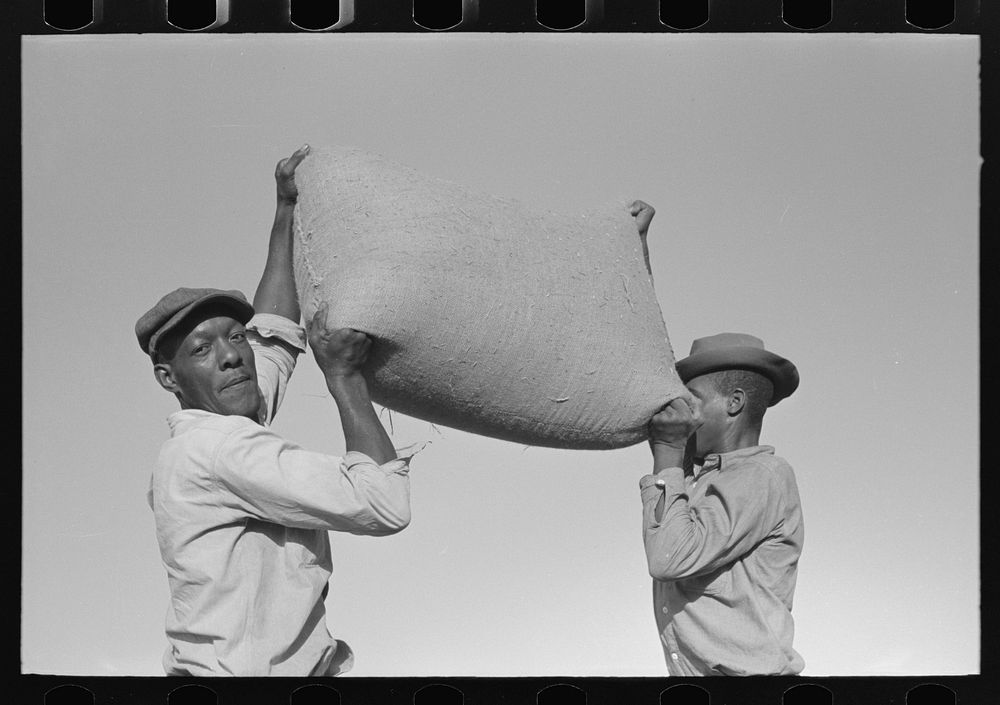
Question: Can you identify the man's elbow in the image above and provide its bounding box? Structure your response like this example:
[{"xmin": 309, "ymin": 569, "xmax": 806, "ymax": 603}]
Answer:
[
  {"xmin": 644, "ymin": 527, "xmax": 700, "ymax": 581},
  {"xmin": 379, "ymin": 507, "xmax": 411, "ymax": 534},
  {"xmin": 365, "ymin": 501, "xmax": 411, "ymax": 535},
  {"xmin": 648, "ymin": 564, "xmax": 678, "ymax": 583},
  {"xmin": 646, "ymin": 553, "xmax": 685, "ymax": 582}
]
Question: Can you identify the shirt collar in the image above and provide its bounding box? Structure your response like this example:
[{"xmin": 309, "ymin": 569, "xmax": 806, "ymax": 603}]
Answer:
[
  {"xmin": 698, "ymin": 445, "xmax": 775, "ymax": 474},
  {"xmin": 166, "ymin": 406, "xmax": 266, "ymax": 436},
  {"xmin": 166, "ymin": 408, "xmax": 222, "ymax": 437}
]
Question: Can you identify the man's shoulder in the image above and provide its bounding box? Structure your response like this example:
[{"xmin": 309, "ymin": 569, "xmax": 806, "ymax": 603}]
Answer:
[
  {"xmin": 722, "ymin": 447, "xmax": 796, "ymax": 485},
  {"xmin": 156, "ymin": 413, "xmax": 282, "ymax": 488},
  {"xmin": 162, "ymin": 413, "xmax": 274, "ymax": 461},
  {"xmin": 749, "ymin": 450, "xmax": 796, "ymax": 477},
  {"xmin": 740, "ymin": 450, "xmax": 801, "ymax": 506},
  {"xmin": 716, "ymin": 449, "xmax": 802, "ymax": 523},
  {"xmin": 748, "ymin": 448, "xmax": 793, "ymax": 471}
]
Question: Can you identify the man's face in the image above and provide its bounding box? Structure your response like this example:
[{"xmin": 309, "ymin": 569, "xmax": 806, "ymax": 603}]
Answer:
[
  {"xmin": 154, "ymin": 313, "xmax": 260, "ymax": 419},
  {"xmin": 685, "ymin": 374, "xmax": 730, "ymax": 459}
]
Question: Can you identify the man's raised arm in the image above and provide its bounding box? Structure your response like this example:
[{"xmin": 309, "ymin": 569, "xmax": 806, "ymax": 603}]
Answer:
[
  {"xmin": 254, "ymin": 144, "xmax": 310, "ymax": 322},
  {"xmin": 629, "ymin": 199, "xmax": 655, "ymax": 280},
  {"xmin": 307, "ymin": 302, "xmax": 397, "ymax": 465}
]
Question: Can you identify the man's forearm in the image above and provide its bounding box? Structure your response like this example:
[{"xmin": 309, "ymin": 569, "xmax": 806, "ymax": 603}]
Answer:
[
  {"xmin": 651, "ymin": 443, "xmax": 685, "ymax": 473},
  {"xmin": 649, "ymin": 442, "xmax": 686, "ymax": 523},
  {"xmin": 253, "ymin": 198, "xmax": 301, "ymax": 322},
  {"xmin": 326, "ymin": 372, "xmax": 396, "ymax": 465}
]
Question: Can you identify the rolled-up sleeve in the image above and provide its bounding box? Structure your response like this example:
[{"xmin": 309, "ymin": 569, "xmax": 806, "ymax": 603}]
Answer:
[
  {"xmin": 640, "ymin": 463, "xmax": 783, "ymax": 582},
  {"xmin": 245, "ymin": 314, "xmax": 307, "ymax": 426},
  {"xmin": 211, "ymin": 422, "xmax": 418, "ymax": 535}
]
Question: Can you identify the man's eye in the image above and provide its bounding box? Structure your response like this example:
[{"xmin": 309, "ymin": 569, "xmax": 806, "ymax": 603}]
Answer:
[
  {"xmin": 192, "ymin": 345, "xmax": 210, "ymax": 355},
  {"xmin": 231, "ymin": 333, "xmax": 246, "ymax": 343}
]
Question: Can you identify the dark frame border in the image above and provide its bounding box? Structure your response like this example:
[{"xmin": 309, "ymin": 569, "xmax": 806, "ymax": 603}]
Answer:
[{"xmin": 7, "ymin": 1, "xmax": 991, "ymax": 703}]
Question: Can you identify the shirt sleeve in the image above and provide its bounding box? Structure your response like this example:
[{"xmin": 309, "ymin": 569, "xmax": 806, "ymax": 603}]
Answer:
[
  {"xmin": 245, "ymin": 313, "xmax": 307, "ymax": 426},
  {"xmin": 639, "ymin": 461, "xmax": 786, "ymax": 582},
  {"xmin": 210, "ymin": 421, "xmax": 418, "ymax": 535}
]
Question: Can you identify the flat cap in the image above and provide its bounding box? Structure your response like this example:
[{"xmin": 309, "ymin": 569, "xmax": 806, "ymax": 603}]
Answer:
[{"xmin": 135, "ymin": 287, "xmax": 255, "ymax": 359}]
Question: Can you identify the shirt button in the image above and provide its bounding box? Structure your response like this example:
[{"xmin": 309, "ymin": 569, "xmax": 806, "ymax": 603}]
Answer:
[
  {"xmin": 662, "ymin": 606, "xmax": 669, "ymax": 614},
  {"xmin": 671, "ymin": 653, "xmax": 679, "ymax": 661}
]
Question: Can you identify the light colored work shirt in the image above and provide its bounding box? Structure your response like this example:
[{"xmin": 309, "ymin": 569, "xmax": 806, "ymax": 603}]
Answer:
[
  {"xmin": 640, "ymin": 445, "xmax": 804, "ymax": 676},
  {"xmin": 148, "ymin": 313, "xmax": 415, "ymax": 676}
]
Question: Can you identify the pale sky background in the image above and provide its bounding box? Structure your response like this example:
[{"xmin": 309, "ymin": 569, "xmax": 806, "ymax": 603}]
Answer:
[{"xmin": 21, "ymin": 34, "xmax": 978, "ymax": 677}]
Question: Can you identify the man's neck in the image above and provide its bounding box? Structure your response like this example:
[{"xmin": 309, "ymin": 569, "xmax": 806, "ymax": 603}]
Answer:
[{"xmin": 699, "ymin": 426, "xmax": 761, "ymax": 461}]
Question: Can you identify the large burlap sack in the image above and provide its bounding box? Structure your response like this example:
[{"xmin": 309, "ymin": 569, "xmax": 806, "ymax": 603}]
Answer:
[{"xmin": 292, "ymin": 147, "xmax": 686, "ymax": 449}]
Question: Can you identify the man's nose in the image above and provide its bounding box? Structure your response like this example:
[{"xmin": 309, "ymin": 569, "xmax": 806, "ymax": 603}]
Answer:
[{"xmin": 219, "ymin": 340, "xmax": 244, "ymax": 368}]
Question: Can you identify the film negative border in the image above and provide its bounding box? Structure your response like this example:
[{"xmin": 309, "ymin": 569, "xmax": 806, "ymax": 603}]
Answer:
[
  {"xmin": 23, "ymin": 0, "xmax": 981, "ymax": 34},
  {"xmin": 6, "ymin": 0, "xmax": 993, "ymax": 704},
  {"xmin": 13, "ymin": 675, "xmax": 989, "ymax": 704}
]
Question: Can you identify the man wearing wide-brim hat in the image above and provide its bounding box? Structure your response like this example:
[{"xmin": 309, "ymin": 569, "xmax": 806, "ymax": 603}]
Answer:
[
  {"xmin": 640, "ymin": 331, "xmax": 805, "ymax": 676},
  {"xmin": 136, "ymin": 146, "xmax": 421, "ymax": 676}
]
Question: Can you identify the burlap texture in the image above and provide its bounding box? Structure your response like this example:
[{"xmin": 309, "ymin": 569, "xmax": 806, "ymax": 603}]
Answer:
[{"xmin": 293, "ymin": 147, "xmax": 686, "ymax": 449}]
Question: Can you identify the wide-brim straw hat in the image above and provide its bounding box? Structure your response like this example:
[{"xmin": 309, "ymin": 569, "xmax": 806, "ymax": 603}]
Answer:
[{"xmin": 674, "ymin": 332, "xmax": 799, "ymax": 406}]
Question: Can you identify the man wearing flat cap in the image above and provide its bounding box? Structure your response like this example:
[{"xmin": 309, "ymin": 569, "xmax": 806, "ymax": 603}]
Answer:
[
  {"xmin": 136, "ymin": 145, "xmax": 418, "ymax": 676},
  {"xmin": 641, "ymin": 332, "xmax": 805, "ymax": 676}
]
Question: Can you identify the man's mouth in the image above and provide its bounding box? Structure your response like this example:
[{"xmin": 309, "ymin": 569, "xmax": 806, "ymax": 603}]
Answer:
[{"xmin": 221, "ymin": 375, "xmax": 252, "ymax": 391}]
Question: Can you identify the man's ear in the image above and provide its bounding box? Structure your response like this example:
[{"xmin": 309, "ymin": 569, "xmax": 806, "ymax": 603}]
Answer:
[
  {"xmin": 727, "ymin": 388, "xmax": 747, "ymax": 417},
  {"xmin": 153, "ymin": 363, "xmax": 181, "ymax": 395}
]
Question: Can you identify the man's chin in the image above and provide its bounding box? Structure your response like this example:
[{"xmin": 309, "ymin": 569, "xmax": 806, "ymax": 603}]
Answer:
[{"xmin": 215, "ymin": 392, "xmax": 262, "ymax": 419}]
